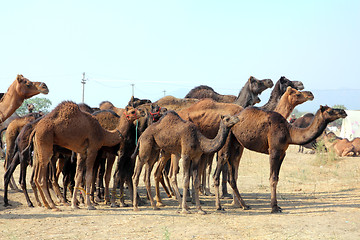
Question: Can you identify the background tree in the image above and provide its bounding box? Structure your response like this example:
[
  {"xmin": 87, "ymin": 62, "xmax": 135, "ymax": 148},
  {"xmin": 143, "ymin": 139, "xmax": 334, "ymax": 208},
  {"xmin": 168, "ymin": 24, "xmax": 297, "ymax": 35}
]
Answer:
[{"xmin": 16, "ymin": 97, "xmax": 52, "ymax": 116}]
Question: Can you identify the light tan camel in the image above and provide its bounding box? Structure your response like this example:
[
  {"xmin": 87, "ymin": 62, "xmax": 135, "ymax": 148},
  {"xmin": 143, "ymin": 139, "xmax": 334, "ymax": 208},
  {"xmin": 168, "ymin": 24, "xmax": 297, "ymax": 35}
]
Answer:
[
  {"xmin": 30, "ymin": 101, "xmax": 143, "ymax": 210},
  {"xmin": 132, "ymin": 111, "xmax": 240, "ymax": 214},
  {"xmin": 0, "ymin": 74, "xmax": 49, "ymax": 123},
  {"xmin": 322, "ymin": 132, "xmax": 355, "ymax": 157},
  {"xmin": 154, "ymin": 95, "xmax": 199, "ymax": 112}
]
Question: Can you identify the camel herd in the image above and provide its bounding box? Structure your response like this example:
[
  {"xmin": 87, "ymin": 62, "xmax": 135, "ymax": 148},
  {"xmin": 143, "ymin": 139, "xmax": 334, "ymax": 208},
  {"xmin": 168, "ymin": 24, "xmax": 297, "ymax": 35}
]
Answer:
[{"xmin": 0, "ymin": 74, "xmax": 350, "ymax": 214}]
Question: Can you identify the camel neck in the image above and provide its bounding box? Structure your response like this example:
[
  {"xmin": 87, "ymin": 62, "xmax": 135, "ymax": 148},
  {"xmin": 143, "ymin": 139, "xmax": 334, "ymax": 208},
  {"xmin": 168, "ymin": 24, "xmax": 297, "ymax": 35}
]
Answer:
[
  {"xmin": 0, "ymin": 83, "xmax": 24, "ymax": 123},
  {"xmin": 261, "ymin": 84, "xmax": 280, "ymax": 111},
  {"xmin": 289, "ymin": 109, "xmax": 328, "ymax": 145},
  {"xmin": 234, "ymin": 83, "xmax": 255, "ymax": 107}
]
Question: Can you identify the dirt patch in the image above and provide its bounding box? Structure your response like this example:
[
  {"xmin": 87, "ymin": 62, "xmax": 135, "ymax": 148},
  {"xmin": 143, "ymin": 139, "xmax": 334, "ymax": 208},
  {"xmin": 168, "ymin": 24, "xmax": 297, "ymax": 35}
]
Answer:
[{"xmin": 1, "ymin": 146, "xmax": 360, "ymax": 239}]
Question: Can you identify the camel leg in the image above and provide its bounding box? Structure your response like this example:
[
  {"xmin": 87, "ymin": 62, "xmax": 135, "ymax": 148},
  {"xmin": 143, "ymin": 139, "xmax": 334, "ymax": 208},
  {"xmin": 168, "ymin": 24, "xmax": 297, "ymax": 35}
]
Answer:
[
  {"xmin": 163, "ymin": 160, "xmax": 175, "ymax": 197},
  {"xmin": 144, "ymin": 157, "xmax": 159, "ymax": 210},
  {"xmin": 49, "ymin": 156, "xmax": 68, "ymax": 205},
  {"xmin": 269, "ymin": 150, "xmax": 285, "ymax": 213},
  {"xmin": 71, "ymin": 153, "xmax": 86, "ymax": 209},
  {"xmin": 205, "ymin": 154, "xmax": 214, "ymax": 196},
  {"xmin": 104, "ymin": 154, "xmax": 116, "ymax": 205},
  {"xmin": 33, "ymin": 160, "xmax": 51, "ymax": 209},
  {"xmin": 192, "ymin": 159, "xmax": 206, "ymax": 215},
  {"xmin": 4, "ymin": 151, "xmax": 22, "ymax": 206},
  {"xmin": 132, "ymin": 155, "xmax": 145, "ymax": 211},
  {"xmin": 213, "ymin": 154, "xmax": 226, "ymax": 211},
  {"xmin": 169, "ymin": 155, "xmax": 182, "ymax": 207},
  {"xmin": 30, "ymin": 163, "xmax": 42, "ymax": 207},
  {"xmin": 180, "ymin": 155, "xmax": 191, "ymax": 214},
  {"xmin": 84, "ymin": 151, "xmax": 98, "ymax": 210},
  {"xmin": 154, "ymin": 153, "xmax": 171, "ymax": 207},
  {"xmin": 19, "ymin": 152, "xmax": 34, "ymax": 207}
]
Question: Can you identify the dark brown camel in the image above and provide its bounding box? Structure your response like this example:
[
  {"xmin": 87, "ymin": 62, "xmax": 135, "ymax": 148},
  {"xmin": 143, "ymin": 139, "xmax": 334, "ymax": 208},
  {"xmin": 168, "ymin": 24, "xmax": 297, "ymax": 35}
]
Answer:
[
  {"xmin": 227, "ymin": 105, "xmax": 347, "ymax": 213},
  {"xmin": 0, "ymin": 74, "xmax": 49, "ymax": 123},
  {"xmin": 132, "ymin": 111, "xmax": 240, "ymax": 214},
  {"xmin": 233, "ymin": 76, "xmax": 273, "ymax": 107},
  {"xmin": 30, "ymin": 101, "xmax": 143, "ymax": 210},
  {"xmin": 261, "ymin": 76, "xmax": 304, "ymax": 111},
  {"xmin": 185, "ymin": 85, "xmax": 237, "ymax": 103}
]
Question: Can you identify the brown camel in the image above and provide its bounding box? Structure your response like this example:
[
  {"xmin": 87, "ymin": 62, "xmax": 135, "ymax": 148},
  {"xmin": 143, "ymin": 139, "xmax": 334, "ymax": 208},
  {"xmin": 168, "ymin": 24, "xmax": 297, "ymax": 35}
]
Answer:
[
  {"xmin": 0, "ymin": 74, "xmax": 49, "ymax": 123},
  {"xmin": 227, "ymin": 105, "xmax": 347, "ymax": 213},
  {"xmin": 30, "ymin": 101, "xmax": 143, "ymax": 210},
  {"xmin": 132, "ymin": 111, "xmax": 240, "ymax": 214},
  {"xmin": 322, "ymin": 132, "xmax": 355, "ymax": 157},
  {"xmin": 153, "ymin": 88, "xmax": 314, "ymax": 208},
  {"xmin": 261, "ymin": 76, "xmax": 304, "ymax": 111}
]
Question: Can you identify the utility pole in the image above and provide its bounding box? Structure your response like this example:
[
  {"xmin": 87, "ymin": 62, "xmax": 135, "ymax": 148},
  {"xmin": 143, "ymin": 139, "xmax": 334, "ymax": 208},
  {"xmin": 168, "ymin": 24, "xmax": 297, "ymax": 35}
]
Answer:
[
  {"xmin": 163, "ymin": 90, "xmax": 166, "ymax": 96},
  {"xmin": 131, "ymin": 84, "xmax": 135, "ymax": 97},
  {"xmin": 81, "ymin": 72, "xmax": 86, "ymax": 103}
]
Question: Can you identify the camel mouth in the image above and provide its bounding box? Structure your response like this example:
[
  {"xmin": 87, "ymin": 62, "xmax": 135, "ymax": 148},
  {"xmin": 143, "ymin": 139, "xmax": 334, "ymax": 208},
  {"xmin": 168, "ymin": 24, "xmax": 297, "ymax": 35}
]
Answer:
[
  {"xmin": 38, "ymin": 82, "xmax": 49, "ymax": 94},
  {"xmin": 264, "ymin": 79, "xmax": 274, "ymax": 88},
  {"xmin": 303, "ymin": 91, "xmax": 314, "ymax": 101},
  {"xmin": 292, "ymin": 81, "xmax": 304, "ymax": 90}
]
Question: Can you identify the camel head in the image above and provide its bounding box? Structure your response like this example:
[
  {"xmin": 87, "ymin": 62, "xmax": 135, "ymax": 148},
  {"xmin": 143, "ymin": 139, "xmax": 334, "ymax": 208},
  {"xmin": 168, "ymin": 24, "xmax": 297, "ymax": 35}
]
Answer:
[
  {"xmin": 248, "ymin": 76, "xmax": 274, "ymax": 95},
  {"xmin": 220, "ymin": 114, "xmax": 240, "ymax": 128},
  {"xmin": 279, "ymin": 76, "xmax": 304, "ymax": 91},
  {"xmin": 27, "ymin": 103, "xmax": 35, "ymax": 113},
  {"xmin": 124, "ymin": 106, "xmax": 146, "ymax": 122},
  {"xmin": 320, "ymin": 105, "xmax": 347, "ymax": 123},
  {"xmin": 285, "ymin": 87, "xmax": 314, "ymax": 106},
  {"xmin": 149, "ymin": 104, "xmax": 167, "ymax": 122},
  {"xmin": 15, "ymin": 74, "xmax": 49, "ymax": 98}
]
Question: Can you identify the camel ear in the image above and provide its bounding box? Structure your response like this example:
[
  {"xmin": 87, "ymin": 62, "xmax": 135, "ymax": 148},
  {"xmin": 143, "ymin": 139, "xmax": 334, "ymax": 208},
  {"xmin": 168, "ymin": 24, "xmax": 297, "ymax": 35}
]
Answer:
[
  {"xmin": 248, "ymin": 76, "xmax": 255, "ymax": 83},
  {"xmin": 16, "ymin": 74, "xmax": 23, "ymax": 83},
  {"xmin": 286, "ymin": 86, "xmax": 293, "ymax": 93}
]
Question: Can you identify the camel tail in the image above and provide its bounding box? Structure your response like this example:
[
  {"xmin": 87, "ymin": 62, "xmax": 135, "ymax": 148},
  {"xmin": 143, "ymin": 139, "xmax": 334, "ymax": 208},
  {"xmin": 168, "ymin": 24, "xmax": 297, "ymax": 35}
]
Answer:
[
  {"xmin": 21, "ymin": 129, "xmax": 36, "ymax": 158},
  {"xmin": 131, "ymin": 142, "xmax": 140, "ymax": 160}
]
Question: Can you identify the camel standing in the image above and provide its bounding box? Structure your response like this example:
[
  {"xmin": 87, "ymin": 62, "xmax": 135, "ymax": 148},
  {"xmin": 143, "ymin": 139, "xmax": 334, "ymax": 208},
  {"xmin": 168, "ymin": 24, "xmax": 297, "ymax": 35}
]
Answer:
[
  {"xmin": 228, "ymin": 105, "xmax": 346, "ymax": 212},
  {"xmin": 152, "ymin": 87, "xmax": 314, "ymax": 208},
  {"xmin": 30, "ymin": 101, "xmax": 143, "ymax": 210},
  {"xmin": 0, "ymin": 74, "xmax": 49, "ymax": 123},
  {"xmin": 132, "ymin": 111, "xmax": 240, "ymax": 214}
]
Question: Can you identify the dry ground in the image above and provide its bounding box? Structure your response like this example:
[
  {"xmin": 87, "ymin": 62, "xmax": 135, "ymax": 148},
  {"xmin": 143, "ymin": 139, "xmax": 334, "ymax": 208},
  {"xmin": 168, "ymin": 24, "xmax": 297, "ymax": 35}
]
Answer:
[{"xmin": 1, "ymin": 145, "xmax": 360, "ymax": 240}]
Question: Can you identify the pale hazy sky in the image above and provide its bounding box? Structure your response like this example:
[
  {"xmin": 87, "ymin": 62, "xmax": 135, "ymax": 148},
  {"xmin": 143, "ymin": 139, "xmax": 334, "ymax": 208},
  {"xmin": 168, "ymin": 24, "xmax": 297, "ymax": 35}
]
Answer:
[{"xmin": 1, "ymin": 0, "xmax": 359, "ymax": 112}]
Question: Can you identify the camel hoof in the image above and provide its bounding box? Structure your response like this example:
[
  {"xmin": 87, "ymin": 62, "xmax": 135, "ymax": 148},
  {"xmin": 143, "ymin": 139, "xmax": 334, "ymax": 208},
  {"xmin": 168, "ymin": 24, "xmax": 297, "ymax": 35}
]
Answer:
[
  {"xmin": 197, "ymin": 209, "xmax": 206, "ymax": 215},
  {"xmin": 51, "ymin": 207, "xmax": 61, "ymax": 212},
  {"xmin": 110, "ymin": 203, "xmax": 119, "ymax": 208},
  {"xmin": 27, "ymin": 203, "xmax": 34, "ymax": 208},
  {"xmin": 216, "ymin": 207, "xmax": 225, "ymax": 212},
  {"xmin": 71, "ymin": 204, "xmax": 80, "ymax": 209},
  {"xmin": 87, "ymin": 205, "xmax": 96, "ymax": 210},
  {"xmin": 242, "ymin": 205, "xmax": 251, "ymax": 210},
  {"xmin": 180, "ymin": 209, "xmax": 191, "ymax": 214},
  {"xmin": 153, "ymin": 206, "xmax": 160, "ymax": 210},
  {"xmin": 4, "ymin": 202, "xmax": 11, "ymax": 207},
  {"xmin": 133, "ymin": 207, "xmax": 140, "ymax": 212},
  {"xmin": 271, "ymin": 206, "xmax": 282, "ymax": 213},
  {"xmin": 119, "ymin": 202, "xmax": 129, "ymax": 208},
  {"xmin": 156, "ymin": 202, "xmax": 165, "ymax": 208},
  {"xmin": 61, "ymin": 202, "xmax": 70, "ymax": 207}
]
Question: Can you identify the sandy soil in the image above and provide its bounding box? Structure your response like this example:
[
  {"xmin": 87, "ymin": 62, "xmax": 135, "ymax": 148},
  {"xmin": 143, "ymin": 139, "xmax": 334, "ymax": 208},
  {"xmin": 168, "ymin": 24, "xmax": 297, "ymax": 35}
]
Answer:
[{"xmin": 1, "ymin": 145, "xmax": 360, "ymax": 240}]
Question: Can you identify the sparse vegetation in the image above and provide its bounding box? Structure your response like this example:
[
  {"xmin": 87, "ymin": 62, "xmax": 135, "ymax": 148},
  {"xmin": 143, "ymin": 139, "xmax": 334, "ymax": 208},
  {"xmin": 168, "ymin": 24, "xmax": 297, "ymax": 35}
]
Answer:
[{"xmin": 314, "ymin": 139, "xmax": 337, "ymax": 165}]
